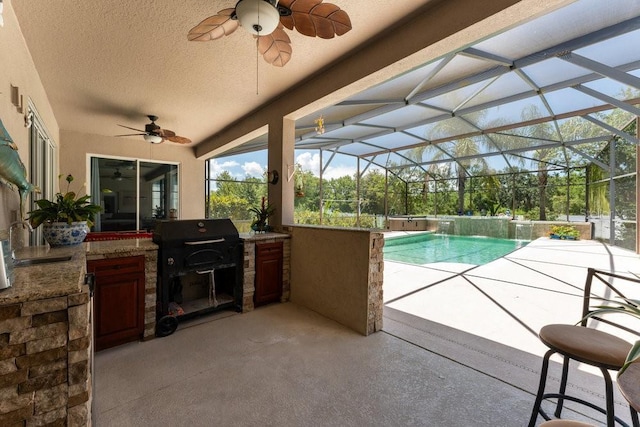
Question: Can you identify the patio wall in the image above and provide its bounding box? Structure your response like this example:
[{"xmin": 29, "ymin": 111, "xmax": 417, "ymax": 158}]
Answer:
[{"xmin": 286, "ymin": 226, "xmax": 384, "ymax": 336}]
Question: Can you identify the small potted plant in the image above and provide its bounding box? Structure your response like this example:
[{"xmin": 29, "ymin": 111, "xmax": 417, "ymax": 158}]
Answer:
[
  {"xmin": 550, "ymin": 224, "xmax": 580, "ymax": 240},
  {"xmin": 28, "ymin": 174, "xmax": 102, "ymax": 246},
  {"xmin": 294, "ymin": 164, "xmax": 304, "ymax": 197},
  {"xmin": 248, "ymin": 197, "xmax": 275, "ymax": 233}
]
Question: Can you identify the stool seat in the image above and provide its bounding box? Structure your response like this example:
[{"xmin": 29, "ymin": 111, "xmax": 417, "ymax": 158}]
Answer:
[{"xmin": 539, "ymin": 324, "xmax": 632, "ymax": 369}]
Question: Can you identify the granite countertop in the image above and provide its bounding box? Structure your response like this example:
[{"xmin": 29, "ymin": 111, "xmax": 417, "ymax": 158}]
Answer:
[
  {"xmin": 240, "ymin": 232, "xmax": 290, "ymax": 241},
  {"xmin": 1, "ymin": 244, "xmax": 87, "ymax": 305},
  {"xmin": 0, "ymin": 239, "xmax": 158, "ymax": 305},
  {"xmin": 84, "ymin": 238, "xmax": 157, "ymax": 257}
]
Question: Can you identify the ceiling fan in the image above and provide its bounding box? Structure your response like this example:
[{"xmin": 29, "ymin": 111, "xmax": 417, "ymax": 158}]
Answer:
[
  {"xmin": 103, "ymin": 168, "xmax": 131, "ymax": 182},
  {"xmin": 116, "ymin": 115, "xmax": 192, "ymax": 144},
  {"xmin": 187, "ymin": 0, "xmax": 352, "ymax": 67},
  {"xmin": 111, "ymin": 168, "xmax": 125, "ymax": 181}
]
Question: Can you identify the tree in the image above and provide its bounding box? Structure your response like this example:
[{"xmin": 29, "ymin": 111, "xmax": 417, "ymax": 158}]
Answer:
[
  {"xmin": 208, "ymin": 171, "xmax": 267, "ymax": 220},
  {"xmin": 516, "ymin": 105, "xmax": 559, "ymax": 220},
  {"xmin": 360, "ymin": 170, "xmax": 386, "ymax": 215},
  {"xmin": 471, "ymin": 171, "xmax": 501, "ymax": 216}
]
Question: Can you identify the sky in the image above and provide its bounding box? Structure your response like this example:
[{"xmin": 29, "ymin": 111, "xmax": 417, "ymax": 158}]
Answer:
[{"xmin": 208, "ymin": 149, "xmax": 364, "ymax": 181}]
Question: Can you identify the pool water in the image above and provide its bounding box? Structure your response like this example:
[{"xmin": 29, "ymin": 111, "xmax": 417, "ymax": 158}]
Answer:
[{"xmin": 384, "ymin": 233, "xmax": 527, "ymax": 266}]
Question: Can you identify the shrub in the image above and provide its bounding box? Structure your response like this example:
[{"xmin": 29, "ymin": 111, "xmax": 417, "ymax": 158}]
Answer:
[{"xmin": 550, "ymin": 224, "xmax": 579, "ymax": 238}]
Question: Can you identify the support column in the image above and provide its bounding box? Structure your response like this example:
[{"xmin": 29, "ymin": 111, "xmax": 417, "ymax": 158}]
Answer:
[
  {"xmin": 636, "ymin": 117, "xmax": 639, "ymax": 253},
  {"xmin": 268, "ymin": 117, "xmax": 295, "ymax": 228},
  {"xmin": 609, "ymin": 138, "xmax": 616, "ymax": 245}
]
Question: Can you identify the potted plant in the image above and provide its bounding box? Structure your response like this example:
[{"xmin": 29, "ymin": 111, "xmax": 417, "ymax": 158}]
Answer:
[
  {"xmin": 550, "ymin": 224, "xmax": 580, "ymax": 240},
  {"xmin": 28, "ymin": 174, "xmax": 102, "ymax": 246},
  {"xmin": 248, "ymin": 197, "xmax": 275, "ymax": 233},
  {"xmin": 294, "ymin": 163, "xmax": 304, "ymax": 197}
]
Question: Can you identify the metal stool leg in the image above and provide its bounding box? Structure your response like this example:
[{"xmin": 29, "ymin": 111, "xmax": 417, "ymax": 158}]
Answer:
[
  {"xmin": 554, "ymin": 355, "xmax": 570, "ymax": 418},
  {"xmin": 529, "ymin": 349, "xmax": 556, "ymax": 427},
  {"xmin": 631, "ymin": 407, "xmax": 639, "ymax": 427},
  {"xmin": 601, "ymin": 367, "xmax": 615, "ymax": 427}
]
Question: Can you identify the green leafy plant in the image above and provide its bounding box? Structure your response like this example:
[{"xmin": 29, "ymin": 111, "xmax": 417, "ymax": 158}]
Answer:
[
  {"xmin": 622, "ymin": 340, "xmax": 640, "ymax": 375},
  {"xmin": 248, "ymin": 197, "xmax": 275, "ymax": 229},
  {"xmin": 550, "ymin": 224, "xmax": 579, "ymax": 239},
  {"xmin": 28, "ymin": 174, "xmax": 102, "ymax": 228},
  {"xmin": 153, "ymin": 205, "xmax": 165, "ymax": 219}
]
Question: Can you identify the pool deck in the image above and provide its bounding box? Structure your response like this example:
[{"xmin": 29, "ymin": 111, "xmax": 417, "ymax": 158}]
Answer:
[{"xmin": 383, "ymin": 234, "xmax": 640, "ymax": 425}]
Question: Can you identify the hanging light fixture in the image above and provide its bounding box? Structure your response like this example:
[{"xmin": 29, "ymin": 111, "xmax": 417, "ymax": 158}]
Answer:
[
  {"xmin": 314, "ymin": 115, "xmax": 325, "ymax": 135},
  {"xmin": 235, "ymin": 0, "xmax": 280, "ymax": 36},
  {"xmin": 143, "ymin": 134, "xmax": 163, "ymax": 144}
]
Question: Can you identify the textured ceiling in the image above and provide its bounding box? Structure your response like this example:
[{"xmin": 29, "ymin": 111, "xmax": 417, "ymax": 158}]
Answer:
[{"xmin": 11, "ymin": 0, "xmax": 434, "ymax": 148}]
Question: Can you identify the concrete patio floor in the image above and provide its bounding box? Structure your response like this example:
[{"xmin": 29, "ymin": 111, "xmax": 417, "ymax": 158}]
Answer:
[
  {"xmin": 383, "ymin": 235, "xmax": 640, "ymax": 426},
  {"xmin": 93, "ymin": 236, "xmax": 640, "ymax": 426}
]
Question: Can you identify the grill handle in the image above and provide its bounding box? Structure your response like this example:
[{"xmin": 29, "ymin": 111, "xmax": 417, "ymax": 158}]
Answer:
[{"xmin": 184, "ymin": 238, "xmax": 225, "ymax": 245}]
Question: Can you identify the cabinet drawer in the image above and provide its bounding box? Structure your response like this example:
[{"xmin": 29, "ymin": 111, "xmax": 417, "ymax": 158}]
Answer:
[
  {"xmin": 87, "ymin": 255, "xmax": 145, "ymax": 277},
  {"xmin": 256, "ymin": 242, "xmax": 283, "ymax": 257}
]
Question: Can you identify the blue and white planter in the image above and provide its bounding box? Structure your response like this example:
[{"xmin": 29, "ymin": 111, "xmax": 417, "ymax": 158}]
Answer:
[{"xmin": 42, "ymin": 221, "xmax": 89, "ymax": 246}]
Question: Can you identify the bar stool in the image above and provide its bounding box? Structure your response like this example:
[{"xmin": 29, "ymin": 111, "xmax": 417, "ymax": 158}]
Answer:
[{"xmin": 528, "ymin": 268, "xmax": 640, "ymax": 427}]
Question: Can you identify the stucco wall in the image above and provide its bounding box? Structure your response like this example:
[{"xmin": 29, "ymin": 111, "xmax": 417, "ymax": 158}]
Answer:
[
  {"xmin": 289, "ymin": 226, "xmax": 383, "ymax": 336},
  {"xmin": 0, "ymin": 1, "xmax": 59, "ymax": 230},
  {"xmin": 60, "ymin": 130, "xmax": 205, "ymax": 220}
]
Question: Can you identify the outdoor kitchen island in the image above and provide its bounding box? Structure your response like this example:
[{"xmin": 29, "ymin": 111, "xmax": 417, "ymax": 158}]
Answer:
[{"xmin": 0, "ymin": 238, "xmax": 157, "ymax": 426}]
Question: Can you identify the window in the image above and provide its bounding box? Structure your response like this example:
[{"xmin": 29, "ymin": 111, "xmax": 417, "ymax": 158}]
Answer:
[
  {"xmin": 90, "ymin": 157, "xmax": 179, "ymax": 232},
  {"xmin": 28, "ymin": 101, "xmax": 56, "ymax": 246}
]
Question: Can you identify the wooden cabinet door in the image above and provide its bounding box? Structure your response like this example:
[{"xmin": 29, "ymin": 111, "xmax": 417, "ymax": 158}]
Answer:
[
  {"xmin": 254, "ymin": 242, "xmax": 283, "ymax": 307},
  {"xmin": 87, "ymin": 256, "xmax": 145, "ymax": 351}
]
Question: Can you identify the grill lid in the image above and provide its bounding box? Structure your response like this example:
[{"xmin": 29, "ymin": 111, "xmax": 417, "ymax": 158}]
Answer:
[{"xmin": 153, "ymin": 219, "xmax": 239, "ymax": 245}]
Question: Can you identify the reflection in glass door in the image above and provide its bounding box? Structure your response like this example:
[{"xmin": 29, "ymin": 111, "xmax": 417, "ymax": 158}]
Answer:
[
  {"xmin": 90, "ymin": 157, "xmax": 179, "ymax": 232},
  {"xmin": 139, "ymin": 162, "xmax": 179, "ymax": 229}
]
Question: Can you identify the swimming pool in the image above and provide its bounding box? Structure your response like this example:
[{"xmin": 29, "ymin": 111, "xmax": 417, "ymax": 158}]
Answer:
[{"xmin": 383, "ymin": 233, "xmax": 527, "ymax": 266}]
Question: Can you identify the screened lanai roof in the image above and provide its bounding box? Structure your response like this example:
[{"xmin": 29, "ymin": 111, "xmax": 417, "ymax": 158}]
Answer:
[{"xmin": 220, "ymin": 0, "xmax": 640, "ymax": 180}]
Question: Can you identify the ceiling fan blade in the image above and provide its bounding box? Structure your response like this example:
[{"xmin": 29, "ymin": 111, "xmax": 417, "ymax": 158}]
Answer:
[
  {"xmin": 258, "ymin": 26, "xmax": 292, "ymax": 67},
  {"xmin": 278, "ymin": 0, "xmax": 295, "ymax": 30},
  {"xmin": 158, "ymin": 128, "xmax": 176, "ymax": 138},
  {"xmin": 115, "ymin": 133, "xmax": 146, "ymax": 137},
  {"xmin": 285, "ymin": 0, "xmax": 352, "ymax": 38},
  {"xmin": 165, "ymin": 135, "xmax": 192, "ymax": 144},
  {"xmin": 188, "ymin": 9, "xmax": 239, "ymax": 41},
  {"xmin": 118, "ymin": 124, "xmax": 146, "ymax": 133}
]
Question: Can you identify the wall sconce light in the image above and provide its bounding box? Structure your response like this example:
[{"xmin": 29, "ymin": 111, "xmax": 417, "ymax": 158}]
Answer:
[
  {"xmin": 11, "ymin": 85, "xmax": 23, "ymax": 114},
  {"xmin": 266, "ymin": 170, "xmax": 279, "ymax": 185}
]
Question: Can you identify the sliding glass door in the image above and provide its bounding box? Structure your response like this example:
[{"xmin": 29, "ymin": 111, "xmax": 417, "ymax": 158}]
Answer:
[{"xmin": 90, "ymin": 157, "xmax": 178, "ymax": 232}]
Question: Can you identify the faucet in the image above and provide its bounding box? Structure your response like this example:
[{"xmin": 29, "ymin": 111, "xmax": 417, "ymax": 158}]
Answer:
[{"xmin": 9, "ymin": 221, "xmax": 33, "ymax": 254}]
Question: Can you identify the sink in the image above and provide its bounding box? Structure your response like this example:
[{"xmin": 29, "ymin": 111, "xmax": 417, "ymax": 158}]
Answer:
[{"xmin": 13, "ymin": 255, "xmax": 73, "ymax": 267}]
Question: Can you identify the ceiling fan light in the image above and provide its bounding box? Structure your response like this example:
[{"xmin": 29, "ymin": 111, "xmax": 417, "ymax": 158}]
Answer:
[
  {"xmin": 236, "ymin": 0, "xmax": 280, "ymax": 36},
  {"xmin": 144, "ymin": 134, "xmax": 163, "ymax": 144}
]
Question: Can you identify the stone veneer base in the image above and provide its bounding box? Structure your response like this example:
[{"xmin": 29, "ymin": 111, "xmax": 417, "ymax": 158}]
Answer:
[{"xmin": 0, "ymin": 290, "xmax": 92, "ymax": 426}]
